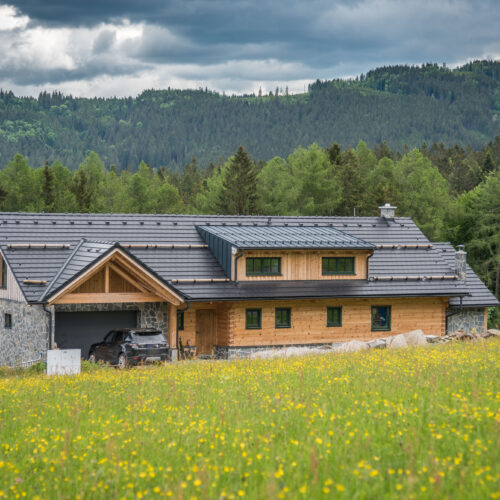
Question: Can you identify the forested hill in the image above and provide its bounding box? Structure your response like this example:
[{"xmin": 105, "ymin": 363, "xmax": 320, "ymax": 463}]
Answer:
[{"xmin": 1, "ymin": 60, "xmax": 499, "ymax": 170}]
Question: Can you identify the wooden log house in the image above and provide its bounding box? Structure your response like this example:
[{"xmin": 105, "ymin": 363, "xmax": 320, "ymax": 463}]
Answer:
[{"xmin": 0, "ymin": 205, "xmax": 497, "ymax": 365}]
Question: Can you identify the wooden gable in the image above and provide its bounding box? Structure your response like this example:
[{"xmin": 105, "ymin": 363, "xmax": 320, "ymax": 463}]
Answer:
[{"xmin": 48, "ymin": 248, "xmax": 183, "ymax": 306}]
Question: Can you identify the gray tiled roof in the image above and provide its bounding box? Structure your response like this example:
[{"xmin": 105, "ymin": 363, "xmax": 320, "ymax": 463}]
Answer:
[
  {"xmin": 40, "ymin": 239, "xmax": 113, "ymax": 301},
  {"xmin": 196, "ymin": 225, "xmax": 375, "ymax": 249},
  {"xmin": 175, "ymin": 279, "xmax": 469, "ymax": 301},
  {"xmin": 433, "ymin": 243, "xmax": 499, "ymax": 307},
  {"xmin": 0, "ymin": 212, "xmax": 496, "ymax": 307}
]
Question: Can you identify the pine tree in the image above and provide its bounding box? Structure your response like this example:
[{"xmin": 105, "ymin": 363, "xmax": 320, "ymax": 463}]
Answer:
[
  {"xmin": 0, "ymin": 181, "xmax": 7, "ymax": 210},
  {"xmin": 483, "ymin": 151, "xmax": 495, "ymax": 177},
  {"xmin": 180, "ymin": 157, "xmax": 202, "ymax": 207},
  {"xmin": 42, "ymin": 161, "xmax": 56, "ymax": 212},
  {"xmin": 216, "ymin": 146, "xmax": 258, "ymax": 214},
  {"xmin": 327, "ymin": 142, "xmax": 341, "ymax": 165},
  {"xmin": 71, "ymin": 169, "xmax": 92, "ymax": 212}
]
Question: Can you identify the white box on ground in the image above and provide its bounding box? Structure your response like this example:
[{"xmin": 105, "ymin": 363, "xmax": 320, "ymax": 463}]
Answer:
[{"xmin": 47, "ymin": 349, "xmax": 81, "ymax": 376}]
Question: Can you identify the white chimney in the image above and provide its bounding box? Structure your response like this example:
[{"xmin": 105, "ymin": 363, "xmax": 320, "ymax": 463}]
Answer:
[
  {"xmin": 379, "ymin": 203, "xmax": 396, "ymax": 219},
  {"xmin": 456, "ymin": 245, "xmax": 467, "ymax": 283}
]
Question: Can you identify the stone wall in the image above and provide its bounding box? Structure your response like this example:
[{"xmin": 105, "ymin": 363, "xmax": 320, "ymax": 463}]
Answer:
[
  {"xmin": 0, "ymin": 299, "xmax": 49, "ymax": 367},
  {"xmin": 447, "ymin": 307, "xmax": 486, "ymax": 334}
]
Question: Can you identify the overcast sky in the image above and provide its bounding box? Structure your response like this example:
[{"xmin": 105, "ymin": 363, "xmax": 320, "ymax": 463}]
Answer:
[{"xmin": 0, "ymin": 0, "xmax": 499, "ymax": 98}]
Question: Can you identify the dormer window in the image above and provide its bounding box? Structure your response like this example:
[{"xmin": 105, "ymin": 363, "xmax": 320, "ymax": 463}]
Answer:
[
  {"xmin": 322, "ymin": 257, "xmax": 355, "ymax": 275},
  {"xmin": 246, "ymin": 257, "xmax": 281, "ymax": 276},
  {"xmin": 0, "ymin": 257, "xmax": 6, "ymax": 289}
]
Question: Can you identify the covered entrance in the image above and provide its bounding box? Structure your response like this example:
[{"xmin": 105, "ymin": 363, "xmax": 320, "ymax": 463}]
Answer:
[
  {"xmin": 55, "ymin": 310, "xmax": 137, "ymax": 358},
  {"xmin": 46, "ymin": 243, "xmax": 185, "ymax": 358}
]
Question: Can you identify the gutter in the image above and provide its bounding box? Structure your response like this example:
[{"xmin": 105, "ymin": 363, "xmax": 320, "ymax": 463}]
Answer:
[
  {"xmin": 366, "ymin": 249, "xmax": 375, "ymax": 282},
  {"xmin": 234, "ymin": 249, "xmax": 244, "ymax": 283}
]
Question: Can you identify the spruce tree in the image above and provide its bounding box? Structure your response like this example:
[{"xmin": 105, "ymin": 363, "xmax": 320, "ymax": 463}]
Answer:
[
  {"xmin": 483, "ymin": 151, "xmax": 495, "ymax": 177},
  {"xmin": 42, "ymin": 161, "xmax": 56, "ymax": 212},
  {"xmin": 216, "ymin": 146, "xmax": 258, "ymax": 215},
  {"xmin": 0, "ymin": 181, "xmax": 7, "ymax": 211},
  {"xmin": 71, "ymin": 169, "xmax": 92, "ymax": 212}
]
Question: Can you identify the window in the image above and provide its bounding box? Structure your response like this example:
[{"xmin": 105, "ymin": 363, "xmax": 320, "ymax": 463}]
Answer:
[
  {"xmin": 322, "ymin": 257, "xmax": 355, "ymax": 275},
  {"xmin": 103, "ymin": 331, "xmax": 116, "ymax": 343},
  {"xmin": 246, "ymin": 257, "xmax": 281, "ymax": 276},
  {"xmin": 177, "ymin": 310, "xmax": 184, "ymax": 331},
  {"xmin": 371, "ymin": 306, "xmax": 391, "ymax": 331},
  {"xmin": 4, "ymin": 313, "xmax": 12, "ymax": 329},
  {"xmin": 246, "ymin": 309, "xmax": 262, "ymax": 329},
  {"xmin": 275, "ymin": 308, "xmax": 291, "ymax": 328},
  {"xmin": 0, "ymin": 257, "xmax": 6, "ymax": 289},
  {"xmin": 327, "ymin": 307, "xmax": 342, "ymax": 327}
]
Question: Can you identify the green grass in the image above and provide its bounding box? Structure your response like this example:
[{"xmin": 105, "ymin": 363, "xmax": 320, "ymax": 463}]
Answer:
[{"xmin": 0, "ymin": 341, "xmax": 499, "ymax": 499}]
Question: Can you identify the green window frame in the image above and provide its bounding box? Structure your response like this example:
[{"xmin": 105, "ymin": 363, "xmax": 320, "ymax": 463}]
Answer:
[
  {"xmin": 1, "ymin": 258, "xmax": 6, "ymax": 289},
  {"xmin": 246, "ymin": 257, "xmax": 281, "ymax": 276},
  {"xmin": 371, "ymin": 306, "xmax": 391, "ymax": 331},
  {"xmin": 327, "ymin": 307, "xmax": 342, "ymax": 327},
  {"xmin": 322, "ymin": 257, "xmax": 355, "ymax": 275},
  {"xmin": 177, "ymin": 310, "xmax": 184, "ymax": 331},
  {"xmin": 275, "ymin": 308, "xmax": 291, "ymax": 328},
  {"xmin": 246, "ymin": 309, "xmax": 262, "ymax": 329}
]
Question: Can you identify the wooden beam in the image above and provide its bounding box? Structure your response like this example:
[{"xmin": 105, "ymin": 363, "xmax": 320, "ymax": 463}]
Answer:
[
  {"xmin": 46, "ymin": 247, "xmax": 184, "ymax": 306},
  {"xmin": 168, "ymin": 303, "xmax": 178, "ymax": 348},
  {"xmin": 108, "ymin": 262, "xmax": 149, "ymax": 294},
  {"xmin": 7, "ymin": 243, "xmax": 71, "ymax": 249},
  {"xmin": 53, "ymin": 292, "xmax": 166, "ymax": 304},
  {"xmin": 112, "ymin": 254, "xmax": 183, "ymax": 305},
  {"xmin": 104, "ymin": 265, "xmax": 110, "ymax": 293},
  {"xmin": 23, "ymin": 279, "xmax": 48, "ymax": 285}
]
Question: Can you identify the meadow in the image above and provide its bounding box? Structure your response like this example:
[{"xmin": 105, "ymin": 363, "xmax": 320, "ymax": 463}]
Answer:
[{"xmin": 0, "ymin": 341, "xmax": 498, "ymax": 499}]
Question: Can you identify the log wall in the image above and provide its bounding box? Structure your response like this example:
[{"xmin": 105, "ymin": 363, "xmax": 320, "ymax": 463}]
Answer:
[
  {"xmin": 236, "ymin": 250, "xmax": 370, "ymax": 281},
  {"xmin": 227, "ymin": 297, "xmax": 447, "ymax": 346},
  {"xmin": 178, "ymin": 297, "xmax": 447, "ymax": 350}
]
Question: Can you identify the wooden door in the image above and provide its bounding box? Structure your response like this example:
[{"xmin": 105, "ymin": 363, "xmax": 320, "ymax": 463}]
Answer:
[{"xmin": 196, "ymin": 310, "xmax": 217, "ymax": 355}]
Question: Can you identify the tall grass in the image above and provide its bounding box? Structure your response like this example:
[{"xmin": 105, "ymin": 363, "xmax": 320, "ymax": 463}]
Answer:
[{"xmin": 0, "ymin": 341, "xmax": 498, "ymax": 499}]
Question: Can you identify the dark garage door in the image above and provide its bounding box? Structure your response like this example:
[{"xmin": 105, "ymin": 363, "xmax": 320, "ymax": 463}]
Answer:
[{"xmin": 55, "ymin": 311, "xmax": 138, "ymax": 358}]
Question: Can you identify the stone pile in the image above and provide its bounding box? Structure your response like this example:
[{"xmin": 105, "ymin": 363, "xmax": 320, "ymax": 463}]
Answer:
[{"xmin": 246, "ymin": 328, "xmax": 499, "ymax": 360}]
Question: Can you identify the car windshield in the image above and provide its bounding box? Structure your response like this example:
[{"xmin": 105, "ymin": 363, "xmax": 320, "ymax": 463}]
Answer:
[{"xmin": 132, "ymin": 332, "xmax": 166, "ymax": 343}]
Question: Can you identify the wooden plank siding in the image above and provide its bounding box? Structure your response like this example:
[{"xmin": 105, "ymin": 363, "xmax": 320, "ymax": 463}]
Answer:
[
  {"xmin": 178, "ymin": 302, "xmax": 230, "ymax": 349},
  {"xmin": 0, "ymin": 253, "xmax": 26, "ymax": 302},
  {"xmin": 227, "ymin": 298, "xmax": 447, "ymax": 346},
  {"xmin": 235, "ymin": 250, "xmax": 371, "ymax": 281},
  {"xmin": 178, "ymin": 297, "xmax": 447, "ymax": 351}
]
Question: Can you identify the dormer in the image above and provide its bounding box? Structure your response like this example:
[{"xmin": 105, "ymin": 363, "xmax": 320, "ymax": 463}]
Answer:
[{"xmin": 196, "ymin": 225, "xmax": 375, "ymax": 281}]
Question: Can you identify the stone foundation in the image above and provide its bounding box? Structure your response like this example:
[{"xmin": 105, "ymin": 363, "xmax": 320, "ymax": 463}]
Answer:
[
  {"xmin": 214, "ymin": 343, "xmax": 340, "ymax": 360},
  {"xmin": 0, "ymin": 299, "xmax": 49, "ymax": 367},
  {"xmin": 447, "ymin": 307, "xmax": 486, "ymax": 334}
]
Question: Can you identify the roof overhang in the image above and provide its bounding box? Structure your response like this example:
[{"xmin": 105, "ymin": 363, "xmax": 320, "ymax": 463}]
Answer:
[{"xmin": 46, "ymin": 246, "xmax": 184, "ymax": 306}]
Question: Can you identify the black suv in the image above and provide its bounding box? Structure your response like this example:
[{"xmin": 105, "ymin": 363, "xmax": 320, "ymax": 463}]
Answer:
[{"xmin": 88, "ymin": 328, "xmax": 169, "ymax": 368}]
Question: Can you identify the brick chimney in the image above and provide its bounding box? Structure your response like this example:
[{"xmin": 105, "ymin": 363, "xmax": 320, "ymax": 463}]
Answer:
[
  {"xmin": 379, "ymin": 203, "xmax": 396, "ymax": 219},
  {"xmin": 456, "ymin": 245, "xmax": 467, "ymax": 283}
]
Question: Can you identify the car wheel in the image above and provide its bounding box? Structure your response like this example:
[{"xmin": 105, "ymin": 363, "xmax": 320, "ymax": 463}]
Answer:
[
  {"xmin": 89, "ymin": 352, "xmax": 96, "ymax": 363},
  {"xmin": 117, "ymin": 353, "xmax": 128, "ymax": 370}
]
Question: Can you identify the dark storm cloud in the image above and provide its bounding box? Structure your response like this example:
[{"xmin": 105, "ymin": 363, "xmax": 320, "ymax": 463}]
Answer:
[{"xmin": 1, "ymin": 0, "xmax": 499, "ymax": 94}]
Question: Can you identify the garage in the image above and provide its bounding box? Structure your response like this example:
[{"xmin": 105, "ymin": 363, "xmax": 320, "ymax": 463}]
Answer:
[{"xmin": 55, "ymin": 311, "xmax": 138, "ymax": 358}]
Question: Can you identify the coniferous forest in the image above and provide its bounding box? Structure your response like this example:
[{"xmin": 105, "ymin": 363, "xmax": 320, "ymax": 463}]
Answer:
[
  {"xmin": 0, "ymin": 61, "xmax": 499, "ymax": 324},
  {"xmin": 0, "ymin": 61, "xmax": 499, "ymax": 170}
]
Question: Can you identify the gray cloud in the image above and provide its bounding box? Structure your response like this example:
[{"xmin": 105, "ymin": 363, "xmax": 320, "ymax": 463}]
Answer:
[{"xmin": 0, "ymin": 0, "xmax": 498, "ymax": 96}]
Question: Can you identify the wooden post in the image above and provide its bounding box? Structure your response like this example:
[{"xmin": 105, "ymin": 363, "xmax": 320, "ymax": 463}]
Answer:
[
  {"xmin": 104, "ymin": 265, "xmax": 110, "ymax": 293},
  {"xmin": 168, "ymin": 303, "xmax": 178, "ymax": 361}
]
